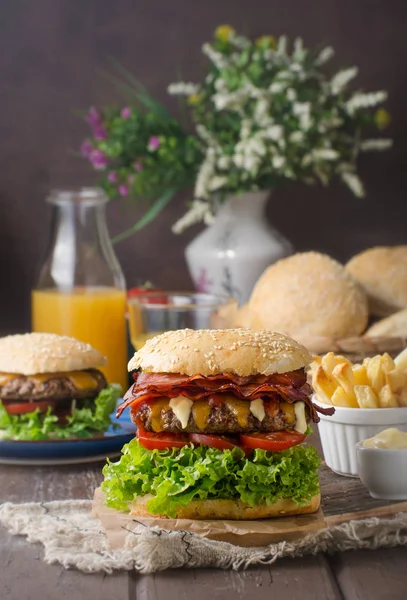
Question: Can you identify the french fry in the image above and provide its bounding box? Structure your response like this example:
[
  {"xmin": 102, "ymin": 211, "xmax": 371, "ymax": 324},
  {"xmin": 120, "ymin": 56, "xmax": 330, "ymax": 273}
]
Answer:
[
  {"xmin": 380, "ymin": 353, "xmax": 395, "ymax": 373},
  {"xmin": 398, "ymin": 387, "xmax": 407, "ymax": 407},
  {"xmin": 332, "ymin": 362, "xmax": 356, "ymax": 401},
  {"xmin": 378, "ymin": 384, "xmax": 399, "ymax": 408},
  {"xmin": 331, "ymin": 385, "xmax": 358, "ymax": 408},
  {"xmin": 385, "ymin": 369, "xmax": 406, "ymax": 392},
  {"xmin": 321, "ymin": 352, "xmax": 349, "ymax": 376},
  {"xmin": 354, "ymin": 385, "xmax": 379, "ymax": 409},
  {"xmin": 352, "ymin": 364, "xmax": 370, "ymax": 386},
  {"xmin": 312, "ymin": 365, "xmax": 338, "ymax": 404},
  {"xmin": 311, "ymin": 349, "xmax": 407, "ymax": 409},
  {"xmin": 364, "ymin": 356, "xmax": 386, "ymax": 393},
  {"xmin": 395, "ymin": 347, "xmax": 407, "ymax": 372}
]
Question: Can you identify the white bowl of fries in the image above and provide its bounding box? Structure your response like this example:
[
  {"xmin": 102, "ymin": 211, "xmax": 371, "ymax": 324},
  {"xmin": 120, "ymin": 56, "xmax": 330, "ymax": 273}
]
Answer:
[{"xmin": 310, "ymin": 348, "xmax": 407, "ymax": 477}]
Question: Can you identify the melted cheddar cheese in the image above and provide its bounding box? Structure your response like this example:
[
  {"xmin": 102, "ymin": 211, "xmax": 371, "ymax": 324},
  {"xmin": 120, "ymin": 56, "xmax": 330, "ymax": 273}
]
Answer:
[
  {"xmin": 0, "ymin": 371, "xmax": 99, "ymax": 390},
  {"xmin": 192, "ymin": 401, "xmax": 211, "ymax": 430},
  {"xmin": 223, "ymin": 396, "xmax": 251, "ymax": 428}
]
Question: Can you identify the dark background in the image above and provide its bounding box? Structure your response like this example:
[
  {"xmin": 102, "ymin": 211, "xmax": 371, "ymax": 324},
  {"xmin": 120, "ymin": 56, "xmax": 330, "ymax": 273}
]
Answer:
[{"xmin": 0, "ymin": 0, "xmax": 406, "ymax": 333}]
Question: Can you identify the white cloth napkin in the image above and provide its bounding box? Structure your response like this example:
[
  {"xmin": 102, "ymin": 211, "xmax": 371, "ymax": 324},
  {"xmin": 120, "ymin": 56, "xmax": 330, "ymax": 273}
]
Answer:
[{"xmin": 1, "ymin": 500, "xmax": 407, "ymax": 574}]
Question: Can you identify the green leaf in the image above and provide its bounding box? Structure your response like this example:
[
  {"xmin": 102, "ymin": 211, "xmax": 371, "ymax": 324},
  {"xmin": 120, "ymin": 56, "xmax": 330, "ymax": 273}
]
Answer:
[
  {"xmin": 0, "ymin": 385, "xmax": 121, "ymax": 441},
  {"xmin": 101, "ymin": 439, "xmax": 321, "ymax": 517},
  {"xmin": 107, "ymin": 57, "xmax": 173, "ymax": 121},
  {"xmin": 112, "ymin": 188, "xmax": 177, "ymax": 243}
]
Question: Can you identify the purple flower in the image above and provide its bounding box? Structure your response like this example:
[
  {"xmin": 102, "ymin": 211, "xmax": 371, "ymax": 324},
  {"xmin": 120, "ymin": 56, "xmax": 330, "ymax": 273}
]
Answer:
[
  {"xmin": 119, "ymin": 184, "xmax": 129, "ymax": 196},
  {"xmin": 89, "ymin": 149, "xmax": 108, "ymax": 170},
  {"xmin": 93, "ymin": 126, "xmax": 107, "ymax": 141},
  {"xmin": 86, "ymin": 106, "xmax": 102, "ymax": 127},
  {"xmin": 121, "ymin": 107, "xmax": 132, "ymax": 119},
  {"xmin": 80, "ymin": 140, "xmax": 93, "ymax": 158},
  {"xmin": 148, "ymin": 136, "xmax": 160, "ymax": 151},
  {"xmin": 134, "ymin": 160, "xmax": 143, "ymax": 172},
  {"xmin": 108, "ymin": 171, "xmax": 117, "ymax": 183}
]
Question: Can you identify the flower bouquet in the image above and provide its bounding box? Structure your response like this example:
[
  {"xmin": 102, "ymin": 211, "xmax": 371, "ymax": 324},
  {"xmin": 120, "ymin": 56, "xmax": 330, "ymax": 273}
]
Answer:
[{"xmin": 81, "ymin": 26, "xmax": 391, "ymax": 242}]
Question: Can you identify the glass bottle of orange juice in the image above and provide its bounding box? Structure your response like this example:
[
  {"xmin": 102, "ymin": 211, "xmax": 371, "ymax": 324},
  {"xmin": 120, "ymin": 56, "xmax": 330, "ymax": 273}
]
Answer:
[{"xmin": 32, "ymin": 188, "xmax": 128, "ymax": 391}]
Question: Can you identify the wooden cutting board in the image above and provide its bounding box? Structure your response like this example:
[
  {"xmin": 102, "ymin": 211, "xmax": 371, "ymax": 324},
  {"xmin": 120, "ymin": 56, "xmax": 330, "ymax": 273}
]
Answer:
[{"xmin": 92, "ymin": 463, "xmax": 407, "ymax": 548}]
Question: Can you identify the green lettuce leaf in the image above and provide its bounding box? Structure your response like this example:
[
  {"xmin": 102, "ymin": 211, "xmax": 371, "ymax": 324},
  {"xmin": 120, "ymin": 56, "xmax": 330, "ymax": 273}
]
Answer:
[
  {"xmin": 0, "ymin": 384, "xmax": 121, "ymax": 441},
  {"xmin": 101, "ymin": 439, "xmax": 321, "ymax": 517}
]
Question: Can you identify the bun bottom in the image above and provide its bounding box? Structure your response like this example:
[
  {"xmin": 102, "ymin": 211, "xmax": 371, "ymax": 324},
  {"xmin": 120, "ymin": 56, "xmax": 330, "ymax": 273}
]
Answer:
[{"xmin": 130, "ymin": 494, "xmax": 321, "ymax": 520}]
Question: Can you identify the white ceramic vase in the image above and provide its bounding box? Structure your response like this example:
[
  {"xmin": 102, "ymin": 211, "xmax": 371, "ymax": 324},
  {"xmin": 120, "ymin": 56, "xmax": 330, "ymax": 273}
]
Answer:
[{"xmin": 185, "ymin": 191, "xmax": 293, "ymax": 304}]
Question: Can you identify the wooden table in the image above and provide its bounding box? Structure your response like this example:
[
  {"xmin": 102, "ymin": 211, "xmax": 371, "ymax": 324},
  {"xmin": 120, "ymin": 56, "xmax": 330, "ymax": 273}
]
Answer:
[{"xmin": 1, "ymin": 456, "xmax": 406, "ymax": 599}]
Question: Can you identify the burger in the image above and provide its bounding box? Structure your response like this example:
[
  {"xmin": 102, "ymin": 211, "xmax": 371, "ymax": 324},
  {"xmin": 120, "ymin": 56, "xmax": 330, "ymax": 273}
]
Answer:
[
  {"xmin": 0, "ymin": 333, "xmax": 121, "ymax": 440},
  {"xmin": 102, "ymin": 329, "xmax": 334, "ymax": 519}
]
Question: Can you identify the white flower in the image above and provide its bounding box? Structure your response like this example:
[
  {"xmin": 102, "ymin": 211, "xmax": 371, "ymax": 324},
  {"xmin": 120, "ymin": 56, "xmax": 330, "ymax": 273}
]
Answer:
[
  {"xmin": 346, "ymin": 91, "xmax": 388, "ymax": 115},
  {"xmin": 269, "ymin": 81, "xmax": 286, "ymax": 94},
  {"xmin": 312, "ymin": 148, "xmax": 339, "ymax": 161},
  {"xmin": 172, "ymin": 200, "xmax": 213, "ymax": 234},
  {"xmin": 300, "ymin": 113, "xmax": 312, "ymax": 130},
  {"xmin": 214, "ymin": 78, "xmax": 228, "ymax": 93},
  {"xmin": 359, "ymin": 138, "xmax": 393, "ymax": 151},
  {"xmin": 239, "ymin": 119, "xmax": 252, "ymax": 140},
  {"xmin": 289, "ymin": 131, "xmax": 304, "ymax": 144},
  {"xmin": 272, "ymin": 156, "xmax": 285, "ymax": 169},
  {"xmin": 265, "ymin": 125, "xmax": 284, "ymax": 141},
  {"xmin": 194, "ymin": 150, "xmax": 216, "ymax": 199},
  {"xmin": 293, "ymin": 102, "xmax": 311, "ymax": 117},
  {"xmin": 277, "ymin": 36, "xmax": 288, "ymax": 55},
  {"xmin": 254, "ymin": 98, "xmax": 271, "ymax": 125},
  {"xmin": 208, "ymin": 176, "xmax": 228, "ymax": 191},
  {"xmin": 202, "ymin": 43, "xmax": 229, "ymax": 69},
  {"xmin": 233, "ymin": 153, "xmax": 245, "ymax": 168},
  {"xmin": 330, "ymin": 67, "xmax": 358, "ymax": 95},
  {"xmin": 289, "ymin": 63, "xmax": 303, "ymax": 73},
  {"xmin": 287, "ymin": 88, "xmax": 297, "ymax": 102},
  {"xmin": 341, "ymin": 171, "xmax": 365, "ymax": 197},
  {"xmin": 196, "ymin": 124, "xmax": 220, "ymax": 150},
  {"xmin": 293, "ymin": 37, "xmax": 304, "ymax": 59},
  {"xmin": 217, "ymin": 155, "xmax": 232, "ymax": 169},
  {"xmin": 167, "ymin": 82, "xmax": 200, "ymax": 96},
  {"xmin": 232, "ymin": 35, "xmax": 251, "ymax": 49},
  {"xmin": 243, "ymin": 154, "xmax": 261, "ymax": 173},
  {"xmin": 315, "ymin": 46, "xmax": 334, "ymax": 66}
]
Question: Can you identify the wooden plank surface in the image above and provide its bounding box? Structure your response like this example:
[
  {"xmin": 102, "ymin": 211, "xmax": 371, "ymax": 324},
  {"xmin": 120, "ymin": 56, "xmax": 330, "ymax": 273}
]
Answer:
[
  {"xmin": 133, "ymin": 555, "xmax": 343, "ymax": 600},
  {"xmin": 0, "ymin": 455, "xmax": 407, "ymax": 599}
]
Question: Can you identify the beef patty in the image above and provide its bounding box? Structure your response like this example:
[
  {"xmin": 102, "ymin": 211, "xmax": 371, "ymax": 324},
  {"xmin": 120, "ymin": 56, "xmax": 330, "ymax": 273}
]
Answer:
[
  {"xmin": 132, "ymin": 396, "xmax": 308, "ymax": 434},
  {"xmin": 0, "ymin": 369, "xmax": 107, "ymax": 402}
]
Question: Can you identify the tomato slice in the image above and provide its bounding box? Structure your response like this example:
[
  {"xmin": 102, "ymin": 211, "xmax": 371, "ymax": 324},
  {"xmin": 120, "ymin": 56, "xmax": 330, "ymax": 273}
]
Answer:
[
  {"xmin": 240, "ymin": 431, "xmax": 306, "ymax": 452},
  {"xmin": 137, "ymin": 429, "xmax": 189, "ymax": 450},
  {"xmin": 127, "ymin": 286, "xmax": 167, "ymax": 304},
  {"xmin": 189, "ymin": 433, "xmax": 252, "ymax": 457},
  {"xmin": 2, "ymin": 401, "xmax": 56, "ymax": 415}
]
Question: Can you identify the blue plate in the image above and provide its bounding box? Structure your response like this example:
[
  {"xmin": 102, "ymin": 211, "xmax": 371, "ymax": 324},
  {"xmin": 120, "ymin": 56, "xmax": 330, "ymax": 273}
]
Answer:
[{"xmin": 0, "ymin": 404, "xmax": 135, "ymax": 465}]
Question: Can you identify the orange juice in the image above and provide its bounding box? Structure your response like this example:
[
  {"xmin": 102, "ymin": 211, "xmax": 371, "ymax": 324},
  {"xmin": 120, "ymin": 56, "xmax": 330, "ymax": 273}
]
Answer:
[{"xmin": 32, "ymin": 287, "xmax": 128, "ymax": 391}]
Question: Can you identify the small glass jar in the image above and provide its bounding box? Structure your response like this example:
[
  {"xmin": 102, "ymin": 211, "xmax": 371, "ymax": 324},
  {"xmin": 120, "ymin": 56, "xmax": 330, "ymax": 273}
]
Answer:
[{"xmin": 31, "ymin": 188, "xmax": 128, "ymax": 391}]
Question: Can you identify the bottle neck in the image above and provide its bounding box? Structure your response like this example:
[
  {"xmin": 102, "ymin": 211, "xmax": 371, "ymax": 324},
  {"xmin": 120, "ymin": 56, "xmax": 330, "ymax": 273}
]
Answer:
[{"xmin": 37, "ymin": 195, "xmax": 125, "ymax": 291}]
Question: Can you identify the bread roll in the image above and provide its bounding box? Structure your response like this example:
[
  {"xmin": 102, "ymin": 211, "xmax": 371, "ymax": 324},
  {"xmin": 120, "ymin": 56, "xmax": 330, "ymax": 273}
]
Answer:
[
  {"xmin": 0, "ymin": 333, "xmax": 106, "ymax": 375},
  {"xmin": 248, "ymin": 252, "xmax": 368, "ymax": 339},
  {"xmin": 127, "ymin": 328, "xmax": 312, "ymax": 376},
  {"xmin": 130, "ymin": 494, "xmax": 321, "ymax": 520},
  {"xmin": 346, "ymin": 246, "xmax": 407, "ymax": 317},
  {"xmin": 366, "ymin": 309, "xmax": 407, "ymax": 338}
]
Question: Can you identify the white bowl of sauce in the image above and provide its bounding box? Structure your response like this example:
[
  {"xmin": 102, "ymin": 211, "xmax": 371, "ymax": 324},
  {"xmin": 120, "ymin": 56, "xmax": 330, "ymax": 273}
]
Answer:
[
  {"xmin": 313, "ymin": 395, "xmax": 407, "ymax": 476},
  {"xmin": 356, "ymin": 428, "xmax": 407, "ymax": 500}
]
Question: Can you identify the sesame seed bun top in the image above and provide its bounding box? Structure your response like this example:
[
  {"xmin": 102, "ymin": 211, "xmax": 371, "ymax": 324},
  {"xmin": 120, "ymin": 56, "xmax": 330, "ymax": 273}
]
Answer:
[
  {"xmin": 128, "ymin": 329, "xmax": 312, "ymax": 376},
  {"xmin": 0, "ymin": 333, "xmax": 107, "ymax": 375}
]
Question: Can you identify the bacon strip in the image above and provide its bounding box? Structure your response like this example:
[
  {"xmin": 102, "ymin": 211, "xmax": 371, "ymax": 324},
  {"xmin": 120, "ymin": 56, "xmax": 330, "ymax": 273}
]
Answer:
[{"xmin": 116, "ymin": 370, "xmax": 334, "ymax": 422}]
